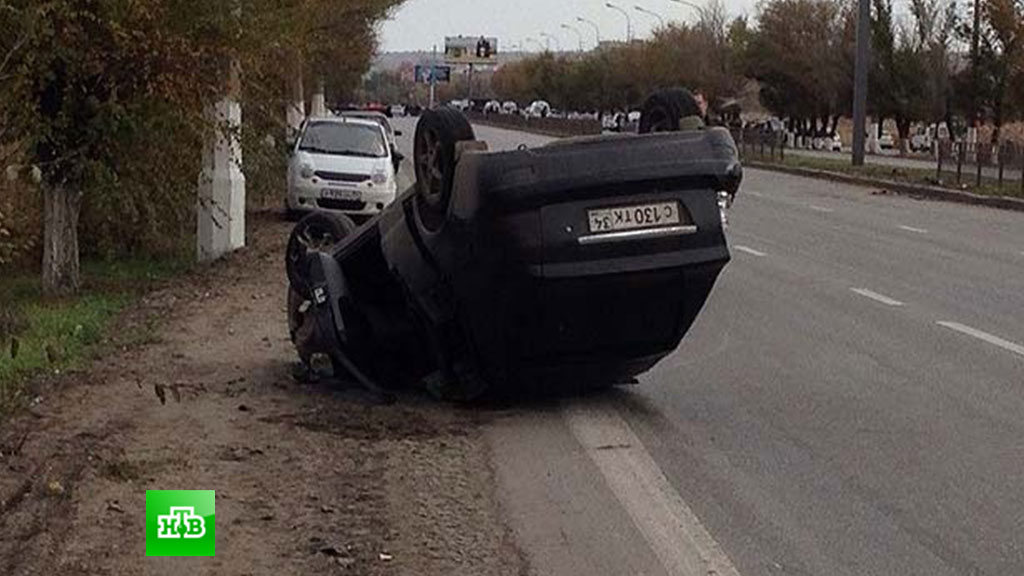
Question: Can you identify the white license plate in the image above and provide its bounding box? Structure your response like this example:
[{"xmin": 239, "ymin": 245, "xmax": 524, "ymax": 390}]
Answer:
[
  {"xmin": 322, "ymin": 188, "xmax": 361, "ymax": 201},
  {"xmin": 588, "ymin": 202, "xmax": 681, "ymax": 233}
]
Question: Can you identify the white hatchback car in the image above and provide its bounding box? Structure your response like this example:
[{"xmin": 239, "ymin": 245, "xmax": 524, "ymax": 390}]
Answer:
[{"xmin": 286, "ymin": 117, "xmax": 399, "ymax": 218}]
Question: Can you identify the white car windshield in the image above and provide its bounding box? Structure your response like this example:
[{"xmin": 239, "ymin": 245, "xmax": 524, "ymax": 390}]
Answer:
[{"xmin": 299, "ymin": 122, "xmax": 387, "ymax": 158}]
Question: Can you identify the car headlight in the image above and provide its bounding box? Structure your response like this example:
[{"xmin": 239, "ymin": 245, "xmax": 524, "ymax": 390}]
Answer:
[
  {"xmin": 300, "ymin": 163, "xmax": 315, "ymax": 179},
  {"xmin": 717, "ymin": 190, "xmax": 733, "ymax": 228},
  {"xmin": 371, "ymin": 170, "xmax": 388, "ymax": 185}
]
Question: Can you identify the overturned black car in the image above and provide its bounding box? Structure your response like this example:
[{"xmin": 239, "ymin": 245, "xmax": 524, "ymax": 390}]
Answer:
[{"xmin": 285, "ymin": 89, "xmax": 742, "ymax": 400}]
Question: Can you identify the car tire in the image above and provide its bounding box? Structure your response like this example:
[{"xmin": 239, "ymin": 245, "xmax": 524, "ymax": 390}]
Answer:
[
  {"xmin": 285, "ymin": 211, "xmax": 356, "ymax": 293},
  {"xmin": 413, "ymin": 107, "xmax": 475, "ymax": 232},
  {"xmin": 638, "ymin": 88, "xmax": 702, "ymax": 134}
]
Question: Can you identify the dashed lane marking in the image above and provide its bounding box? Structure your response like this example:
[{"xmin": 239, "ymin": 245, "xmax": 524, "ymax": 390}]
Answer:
[
  {"xmin": 937, "ymin": 321, "xmax": 1024, "ymax": 358},
  {"xmin": 808, "ymin": 205, "xmax": 834, "ymax": 213},
  {"xmin": 565, "ymin": 400, "xmax": 742, "ymax": 576},
  {"xmin": 898, "ymin": 225, "xmax": 928, "ymax": 234},
  {"xmin": 734, "ymin": 245, "xmax": 767, "ymax": 257},
  {"xmin": 850, "ymin": 288, "xmax": 905, "ymax": 307}
]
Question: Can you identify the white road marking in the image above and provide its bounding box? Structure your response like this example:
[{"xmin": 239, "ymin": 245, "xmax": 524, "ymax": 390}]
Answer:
[
  {"xmin": 937, "ymin": 321, "xmax": 1024, "ymax": 358},
  {"xmin": 745, "ymin": 190, "xmax": 764, "ymax": 198},
  {"xmin": 734, "ymin": 245, "xmax": 767, "ymax": 257},
  {"xmin": 565, "ymin": 401, "xmax": 741, "ymax": 576},
  {"xmin": 808, "ymin": 205, "xmax": 834, "ymax": 213},
  {"xmin": 850, "ymin": 288, "xmax": 904, "ymax": 307},
  {"xmin": 898, "ymin": 225, "xmax": 928, "ymax": 234}
]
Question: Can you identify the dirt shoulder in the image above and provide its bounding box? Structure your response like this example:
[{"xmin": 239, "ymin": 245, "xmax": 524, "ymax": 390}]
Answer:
[{"xmin": 0, "ymin": 213, "xmax": 526, "ymax": 576}]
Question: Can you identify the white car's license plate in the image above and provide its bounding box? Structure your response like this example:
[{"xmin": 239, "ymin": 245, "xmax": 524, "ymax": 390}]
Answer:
[
  {"xmin": 322, "ymin": 188, "xmax": 361, "ymax": 201},
  {"xmin": 588, "ymin": 202, "xmax": 681, "ymax": 233}
]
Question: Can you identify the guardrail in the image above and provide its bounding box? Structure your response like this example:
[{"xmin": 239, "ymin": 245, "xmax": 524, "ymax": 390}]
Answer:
[{"xmin": 465, "ymin": 112, "xmax": 602, "ymax": 138}]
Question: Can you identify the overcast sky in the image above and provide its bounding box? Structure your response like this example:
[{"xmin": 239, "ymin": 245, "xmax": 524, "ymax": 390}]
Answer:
[{"xmin": 378, "ymin": 0, "xmax": 761, "ymax": 53}]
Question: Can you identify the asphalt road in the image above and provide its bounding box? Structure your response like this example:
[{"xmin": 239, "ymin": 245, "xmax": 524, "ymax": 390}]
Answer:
[{"xmin": 391, "ymin": 117, "xmax": 1024, "ymax": 576}]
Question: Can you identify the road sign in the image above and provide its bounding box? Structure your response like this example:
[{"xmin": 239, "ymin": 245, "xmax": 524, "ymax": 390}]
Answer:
[
  {"xmin": 415, "ymin": 65, "xmax": 451, "ymax": 84},
  {"xmin": 444, "ymin": 36, "xmax": 499, "ymax": 65}
]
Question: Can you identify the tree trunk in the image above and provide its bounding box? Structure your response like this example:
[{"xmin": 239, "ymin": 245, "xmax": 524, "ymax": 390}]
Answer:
[
  {"xmin": 896, "ymin": 117, "xmax": 911, "ymax": 155},
  {"xmin": 42, "ymin": 185, "xmax": 82, "ymax": 294}
]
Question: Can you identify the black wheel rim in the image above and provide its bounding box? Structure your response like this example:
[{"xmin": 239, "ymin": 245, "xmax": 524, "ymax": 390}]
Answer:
[{"xmin": 416, "ymin": 126, "xmax": 444, "ymax": 206}]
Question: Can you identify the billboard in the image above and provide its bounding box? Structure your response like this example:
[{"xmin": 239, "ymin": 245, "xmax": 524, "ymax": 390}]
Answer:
[
  {"xmin": 444, "ymin": 36, "xmax": 499, "ymax": 65},
  {"xmin": 414, "ymin": 65, "xmax": 451, "ymax": 84}
]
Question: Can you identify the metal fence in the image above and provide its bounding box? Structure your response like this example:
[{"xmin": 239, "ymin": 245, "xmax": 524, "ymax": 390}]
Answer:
[{"xmin": 733, "ymin": 128, "xmax": 1024, "ymax": 195}]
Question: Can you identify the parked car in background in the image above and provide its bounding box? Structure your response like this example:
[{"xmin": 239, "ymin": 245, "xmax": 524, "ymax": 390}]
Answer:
[
  {"xmin": 878, "ymin": 132, "xmax": 895, "ymax": 150},
  {"xmin": 910, "ymin": 126, "xmax": 935, "ymax": 152},
  {"xmin": 828, "ymin": 133, "xmax": 842, "ymax": 152},
  {"xmin": 389, "ymin": 104, "xmax": 406, "ymax": 117},
  {"xmin": 501, "ymin": 101, "xmax": 519, "ymax": 115},
  {"xmin": 484, "ymin": 100, "xmax": 501, "ymax": 114},
  {"xmin": 286, "ymin": 117, "xmax": 400, "ymax": 219},
  {"xmin": 525, "ymin": 100, "xmax": 551, "ymax": 118}
]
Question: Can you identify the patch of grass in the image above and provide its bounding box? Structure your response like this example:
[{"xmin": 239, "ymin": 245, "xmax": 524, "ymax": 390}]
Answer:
[
  {"xmin": 747, "ymin": 151, "xmax": 1024, "ymax": 199},
  {"xmin": 0, "ymin": 256, "xmax": 189, "ymax": 419}
]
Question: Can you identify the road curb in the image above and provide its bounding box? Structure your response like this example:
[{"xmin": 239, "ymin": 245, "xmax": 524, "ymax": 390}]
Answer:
[{"xmin": 746, "ymin": 160, "xmax": 1024, "ymax": 212}]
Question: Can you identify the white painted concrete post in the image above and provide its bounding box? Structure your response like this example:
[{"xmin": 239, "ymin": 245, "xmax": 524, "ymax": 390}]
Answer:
[
  {"xmin": 197, "ymin": 96, "xmax": 246, "ymax": 262},
  {"xmin": 287, "ymin": 60, "xmax": 305, "ymax": 138},
  {"xmin": 310, "ymin": 78, "xmax": 327, "ymax": 117},
  {"xmin": 867, "ymin": 122, "xmax": 879, "ymax": 154}
]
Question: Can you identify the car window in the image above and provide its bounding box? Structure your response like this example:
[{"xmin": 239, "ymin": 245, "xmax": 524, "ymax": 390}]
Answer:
[{"xmin": 299, "ymin": 122, "xmax": 387, "ymax": 158}]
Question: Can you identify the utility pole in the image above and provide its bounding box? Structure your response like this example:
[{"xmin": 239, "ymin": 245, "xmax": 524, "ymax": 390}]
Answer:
[{"xmin": 851, "ymin": 0, "xmax": 871, "ymax": 166}]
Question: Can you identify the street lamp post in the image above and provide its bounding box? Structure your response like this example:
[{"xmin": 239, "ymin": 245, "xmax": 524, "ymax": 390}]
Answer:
[
  {"xmin": 634, "ymin": 5, "xmax": 666, "ymax": 29},
  {"xmin": 540, "ymin": 32, "xmax": 561, "ymax": 52},
  {"xmin": 561, "ymin": 23, "xmax": 585, "ymax": 52},
  {"xmin": 577, "ymin": 16, "xmax": 602, "ymax": 47},
  {"xmin": 668, "ymin": 0, "xmax": 705, "ymax": 21},
  {"xmin": 605, "ymin": 2, "xmax": 633, "ymax": 42}
]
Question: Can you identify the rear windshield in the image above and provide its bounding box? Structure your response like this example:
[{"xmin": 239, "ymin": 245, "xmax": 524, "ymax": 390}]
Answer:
[{"xmin": 299, "ymin": 122, "xmax": 387, "ymax": 158}]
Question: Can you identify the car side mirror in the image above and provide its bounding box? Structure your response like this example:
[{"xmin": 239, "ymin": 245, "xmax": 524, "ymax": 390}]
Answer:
[
  {"xmin": 394, "ymin": 130, "xmax": 403, "ymax": 137},
  {"xmin": 393, "ymin": 151, "xmax": 405, "ymax": 172}
]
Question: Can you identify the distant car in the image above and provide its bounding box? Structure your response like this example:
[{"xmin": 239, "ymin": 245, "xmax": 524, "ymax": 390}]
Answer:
[
  {"xmin": 501, "ymin": 101, "xmax": 519, "ymax": 115},
  {"xmin": 389, "ymin": 104, "xmax": 406, "ymax": 117},
  {"xmin": 286, "ymin": 117, "xmax": 399, "ymax": 218},
  {"xmin": 484, "ymin": 100, "xmax": 501, "ymax": 114},
  {"xmin": 910, "ymin": 128, "xmax": 932, "ymax": 152},
  {"xmin": 525, "ymin": 100, "xmax": 551, "ymax": 118},
  {"xmin": 449, "ymin": 99, "xmax": 471, "ymax": 111},
  {"xmin": 405, "ymin": 104, "xmax": 423, "ymax": 116},
  {"xmin": 602, "ymin": 111, "xmax": 627, "ymax": 132},
  {"xmin": 878, "ymin": 132, "xmax": 895, "ymax": 150},
  {"xmin": 627, "ymin": 110, "xmax": 642, "ymax": 123},
  {"xmin": 828, "ymin": 133, "xmax": 842, "ymax": 152}
]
